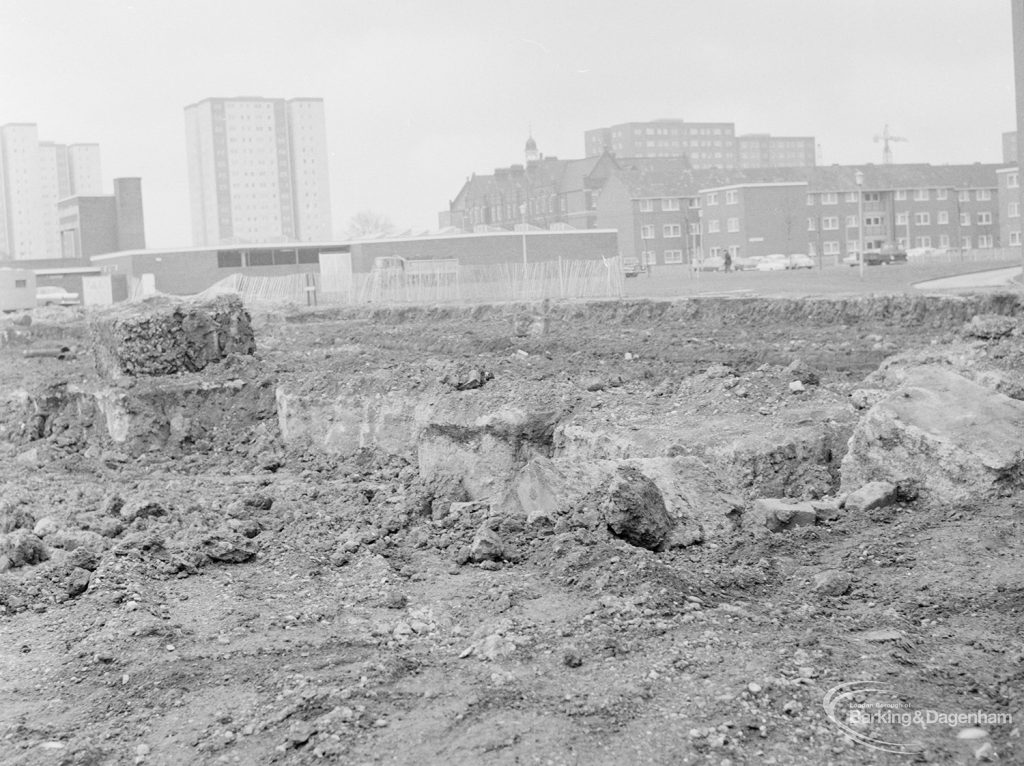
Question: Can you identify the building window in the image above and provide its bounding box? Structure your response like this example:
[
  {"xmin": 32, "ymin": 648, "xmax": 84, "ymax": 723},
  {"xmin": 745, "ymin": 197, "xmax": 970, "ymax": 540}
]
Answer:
[
  {"xmin": 914, "ymin": 212, "xmax": 930, "ymax": 226},
  {"xmin": 663, "ymin": 224, "xmax": 682, "ymax": 238},
  {"xmin": 708, "ymin": 247, "xmax": 721, "ymax": 257},
  {"xmin": 217, "ymin": 250, "xmax": 243, "ymax": 268},
  {"xmin": 976, "ymin": 189, "xmax": 992, "ymax": 201},
  {"xmin": 641, "ymin": 225, "xmax": 655, "ymax": 239},
  {"xmin": 807, "ymin": 218, "xmax": 817, "ymax": 232},
  {"xmin": 865, "ymin": 216, "xmax": 882, "ymax": 227},
  {"xmin": 845, "ymin": 215, "xmax": 858, "ymax": 227},
  {"xmin": 1010, "ymin": 202, "xmax": 1020, "ymax": 218},
  {"xmin": 823, "ymin": 241, "xmax": 840, "ymax": 255},
  {"xmin": 725, "ymin": 190, "xmax": 738, "ymax": 205},
  {"xmin": 978, "ymin": 234, "xmax": 993, "ymax": 248},
  {"xmin": 639, "ymin": 199, "xmax": 653, "ymax": 212},
  {"xmin": 821, "ymin": 192, "xmax": 838, "ymax": 205},
  {"xmin": 1010, "ymin": 231, "xmax": 1021, "ymax": 245},
  {"xmin": 15, "ymin": 279, "xmax": 26, "ymax": 288},
  {"xmin": 845, "ymin": 191, "xmax": 857, "ymax": 203},
  {"xmin": 958, "ymin": 190, "xmax": 970, "ymax": 202},
  {"xmin": 896, "ymin": 212, "xmax": 908, "ymax": 225},
  {"xmin": 706, "ymin": 192, "xmax": 718, "ymax": 206},
  {"xmin": 895, "ymin": 190, "xmax": 907, "ymax": 201},
  {"xmin": 977, "ymin": 212, "xmax": 992, "ymax": 225},
  {"xmin": 897, "ymin": 237, "xmax": 907, "ymax": 248},
  {"xmin": 938, "ymin": 211, "xmax": 949, "ymax": 225},
  {"xmin": 822, "ymin": 216, "xmax": 839, "ymax": 230},
  {"xmin": 961, "ymin": 235, "xmax": 972, "ymax": 249},
  {"xmin": 707, "ymin": 219, "xmax": 721, "ymax": 233},
  {"xmin": 688, "ymin": 222, "xmax": 700, "ymax": 234},
  {"xmin": 688, "ymin": 198, "xmax": 701, "ymax": 209},
  {"xmin": 726, "ymin": 218, "xmax": 739, "ymax": 232},
  {"xmin": 806, "ymin": 194, "xmax": 816, "ymax": 206},
  {"xmin": 915, "ymin": 236, "xmax": 932, "ymax": 248},
  {"xmin": 960, "ymin": 212, "xmax": 971, "ymax": 226},
  {"xmin": 937, "ymin": 188, "xmax": 948, "ymax": 200},
  {"xmin": 913, "ymin": 189, "xmax": 930, "ymax": 201},
  {"xmin": 661, "ymin": 198, "xmax": 680, "ymax": 211},
  {"xmin": 847, "ymin": 239, "xmax": 860, "ymax": 252},
  {"xmin": 663, "ymin": 249, "xmax": 684, "ymax": 264},
  {"xmin": 939, "ymin": 234, "xmax": 950, "ymax": 247},
  {"xmin": 247, "ymin": 250, "xmax": 274, "ymax": 266},
  {"xmin": 1009, "ymin": 173, "xmax": 1019, "ymax": 189}
]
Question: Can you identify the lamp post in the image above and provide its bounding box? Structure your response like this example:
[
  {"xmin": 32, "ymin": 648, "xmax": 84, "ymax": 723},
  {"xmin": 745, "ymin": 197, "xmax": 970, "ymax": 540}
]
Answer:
[{"xmin": 855, "ymin": 170, "xmax": 865, "ymax": 280}]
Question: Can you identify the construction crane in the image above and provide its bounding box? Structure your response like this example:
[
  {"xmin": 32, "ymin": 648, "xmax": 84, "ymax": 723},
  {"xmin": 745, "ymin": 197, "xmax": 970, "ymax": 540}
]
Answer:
[{"xmin": 873, "ymin": 124, "xmax": 908, "ymax": 165}]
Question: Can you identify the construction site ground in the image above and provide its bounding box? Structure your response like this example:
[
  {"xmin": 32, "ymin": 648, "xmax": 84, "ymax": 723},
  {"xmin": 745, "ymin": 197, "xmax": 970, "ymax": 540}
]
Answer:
[{"xmin": 0, "ymin": 286, "xmax": 1022, "ymax": 766}]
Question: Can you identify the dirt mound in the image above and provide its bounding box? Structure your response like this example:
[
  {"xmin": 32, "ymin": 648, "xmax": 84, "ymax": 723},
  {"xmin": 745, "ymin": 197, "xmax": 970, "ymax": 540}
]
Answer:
[
  {"xmin": 1, "ymin": 292, "xmax": 1022, "ymax": 764},
  {"xmin": 90, "ymin": 294, "xmax": 256, "ymax": 377}
]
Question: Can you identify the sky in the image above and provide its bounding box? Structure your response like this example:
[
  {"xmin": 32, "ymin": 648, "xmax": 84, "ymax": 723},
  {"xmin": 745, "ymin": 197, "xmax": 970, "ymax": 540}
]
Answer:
[{"xmin": 0, "ymin": 0, "xmax": 1016, "ymax": 247}]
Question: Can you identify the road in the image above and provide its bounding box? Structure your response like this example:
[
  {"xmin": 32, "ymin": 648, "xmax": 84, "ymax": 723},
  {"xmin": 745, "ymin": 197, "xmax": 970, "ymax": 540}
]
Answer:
[{"xmin": 915, "ymin": 266, "xmax": 1023, "ymax": 290}]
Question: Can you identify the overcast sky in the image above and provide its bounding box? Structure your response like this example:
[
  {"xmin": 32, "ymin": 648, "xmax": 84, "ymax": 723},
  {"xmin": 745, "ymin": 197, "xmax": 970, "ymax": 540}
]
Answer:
[{"xmin": 0, "ymin": 0, "xmax": 1015, "ymax": 246}]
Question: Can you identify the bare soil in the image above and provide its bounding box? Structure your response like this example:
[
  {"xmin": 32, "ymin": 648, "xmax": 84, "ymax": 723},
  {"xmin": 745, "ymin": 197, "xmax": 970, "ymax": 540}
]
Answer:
[{"xmin": 0, "ymin": 295, "xmax": 1021, "ymax": 766}]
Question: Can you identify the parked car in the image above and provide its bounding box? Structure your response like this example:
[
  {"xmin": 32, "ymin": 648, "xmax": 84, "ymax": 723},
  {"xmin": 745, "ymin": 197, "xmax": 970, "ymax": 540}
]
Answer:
[
  {"xmin": 733, "ymin": 255, "xmax": 763, "ymax": 271},
  {"xmin": 694, "ymin": 256, "xmax": 725, "ymax": 272},
  {"xmin": 755, "ymin": 254, "xmax": 789, "ymax": 272},
  {"xmin": 863, "ymin": 244, "xmax": 908, "ymax": 266},
  {"xmin": 36, "ymin": 285, "xmax": 80, "ymax": 307},
  {"xmin": 622, "ymin": 257, "xmax": 643, "ymax": 277},
  {"xmin": 843, "ymin": 252, "xmax": 861, "ymax": 267},
  {"xmin": 787, "ymin": 253, "xmax": 815, "ymax": 270}
]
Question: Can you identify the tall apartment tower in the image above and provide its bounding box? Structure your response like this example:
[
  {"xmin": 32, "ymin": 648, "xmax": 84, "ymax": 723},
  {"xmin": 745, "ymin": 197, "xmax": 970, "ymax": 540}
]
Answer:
[
  {"xmin": 184, "ymin": 97, "xmax": 333, "ymax": 246},
  {"xmin": 0, "ymin": 124, "xmax": 102, "ymax": 260}
]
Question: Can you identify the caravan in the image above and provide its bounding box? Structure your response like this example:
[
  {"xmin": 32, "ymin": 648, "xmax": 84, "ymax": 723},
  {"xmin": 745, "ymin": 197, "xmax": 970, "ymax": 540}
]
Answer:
[{"xmin": 0, "ymin": 268, "xmax": 36, "ymax": 312}]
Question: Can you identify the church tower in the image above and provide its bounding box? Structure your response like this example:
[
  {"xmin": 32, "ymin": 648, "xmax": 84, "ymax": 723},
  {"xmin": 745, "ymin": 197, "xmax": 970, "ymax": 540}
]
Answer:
[{"xmin": 525, "ymin": 133, "xmax": 539, "ymax": 164}]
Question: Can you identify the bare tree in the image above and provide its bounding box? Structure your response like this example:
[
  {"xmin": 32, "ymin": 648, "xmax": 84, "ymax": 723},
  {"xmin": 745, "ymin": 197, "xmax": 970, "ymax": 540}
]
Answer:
[{"xmin": 345, "ymin": 210, "xmax": 396, "ymax": 239}]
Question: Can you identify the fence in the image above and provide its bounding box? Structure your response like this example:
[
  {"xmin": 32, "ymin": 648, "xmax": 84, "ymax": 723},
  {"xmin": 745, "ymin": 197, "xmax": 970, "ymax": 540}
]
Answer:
[{"xmin": 204, "ymin": 257, "xmax": 625, "ymax": 307}]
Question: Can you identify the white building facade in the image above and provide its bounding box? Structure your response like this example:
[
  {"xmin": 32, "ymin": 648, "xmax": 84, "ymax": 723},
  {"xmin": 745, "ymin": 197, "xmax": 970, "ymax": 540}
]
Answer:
[
  {"xmin": 185, "ymin": 97, "xmax": 333, "ymax": 246},
  {"xmin": 0, "ymin": 124, "xmax": 102, "ymax": 260}
]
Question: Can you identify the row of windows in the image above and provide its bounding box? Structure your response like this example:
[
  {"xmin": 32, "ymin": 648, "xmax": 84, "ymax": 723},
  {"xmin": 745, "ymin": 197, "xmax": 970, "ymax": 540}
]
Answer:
[
  {"xmin": 808, "ymin": 210, "xmax": 994, "ymax": 230},
  {"xmin": 640, "ymin": 224, "xmax": 683, "ymax": 238},
  {"xmin": 639, "ymin": 249, "xmax": 686, "ymax": 264},
  {"xmin": 704, "ymin": 190, "xmax": 740, "ymax": 206},
  {"xmin": 703, "ymin": 219, "xmax": 741, "ymax": 233},
  {"xmin": 618, "ymin": 126, "xmax": 731, "ymax": 137},
  {"xmin": 638, "ymin": 198, "xmax": 683, "ymax": 212},
  {"xmin": 808, "ymin": 234, "xmax": 996, "ymax": 255},
  {"xmin": 216, "ymin": 248, "xmax": 321, "ymax": 268},
  {"xmin": 808, "ymin": 188, "xmax": 992, "ymax": 205}
]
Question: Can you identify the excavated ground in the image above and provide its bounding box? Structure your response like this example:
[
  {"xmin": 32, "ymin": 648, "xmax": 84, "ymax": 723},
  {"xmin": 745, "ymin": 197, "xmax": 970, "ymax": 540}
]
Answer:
[{"xmin": 0, "ymin": 295, "xmax": 1022, "ymax": 766}]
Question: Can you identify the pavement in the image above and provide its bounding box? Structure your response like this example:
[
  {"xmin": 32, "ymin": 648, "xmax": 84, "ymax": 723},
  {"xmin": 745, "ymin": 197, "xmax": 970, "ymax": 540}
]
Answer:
[{"xmin": 915, "ymin": 265, "xmax": 1023, "ymax": 290}]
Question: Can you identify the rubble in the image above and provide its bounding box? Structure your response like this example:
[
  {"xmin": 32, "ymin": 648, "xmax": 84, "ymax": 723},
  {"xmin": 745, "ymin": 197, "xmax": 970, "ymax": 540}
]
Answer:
[
  {"xmin": 1, "ymin": 292, "xmax": 1022, "ymax": 764},
  {"xmin": 0, "ymin": 530, "xmax": 49, "ymax": 569},
  {"xmin": 963, "ymin": 313, "xmax": 1017, "ymax": 340},
  {"xmin": 90, "ymin": 294, "xmax": 255, "ymax": 378},
  {"xmin": 841, "ymin": 368, "xmax": 1024, "ymax": 504},
  {"xmin": 580, "ymin": 465, "xmax": 674, "ymax": 550},
  {"xmin": 843, "ymin": 481, "xmax": 898, "ymax": 512},
  {"xmin": 747, "ymin": 499, "xmax": 817, "ymax": 533}
]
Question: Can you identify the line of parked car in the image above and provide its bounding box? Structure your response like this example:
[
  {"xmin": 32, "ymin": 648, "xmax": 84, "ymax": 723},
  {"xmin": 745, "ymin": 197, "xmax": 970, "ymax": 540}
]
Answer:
[
  {"xmin": 842, "ymin": 244, "xmax": 909, "ymax": 267},
  {"xmin": 693, "ymin": 253, "xmax": 816, "ymax": 272}
]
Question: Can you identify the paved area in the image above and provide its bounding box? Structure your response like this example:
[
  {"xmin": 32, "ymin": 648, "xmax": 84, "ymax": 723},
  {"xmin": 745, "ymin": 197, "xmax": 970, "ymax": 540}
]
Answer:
[{"xmin": 915, "ymin": 266, "xmax": 1022, "ymax": 290}]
